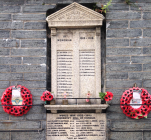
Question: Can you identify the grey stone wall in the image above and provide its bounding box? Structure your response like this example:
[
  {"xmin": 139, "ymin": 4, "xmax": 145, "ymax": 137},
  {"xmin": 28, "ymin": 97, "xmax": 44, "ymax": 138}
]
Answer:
[
  {"xmin": 0, "ymin": 0, "xmax": 49, "ymax": 139},
  {"xmin": 104, "ymin": 0, "xmax": 151, "ymax": 140},
  {"xmin": 0, "ymin": 0, "xmax": 151, "ymax": 140}
]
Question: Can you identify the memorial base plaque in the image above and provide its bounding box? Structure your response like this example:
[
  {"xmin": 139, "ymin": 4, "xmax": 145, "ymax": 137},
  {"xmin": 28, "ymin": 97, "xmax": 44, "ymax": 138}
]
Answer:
[{"xmin": 47, "ymin": 113, "xmax": 106, "ymax": 140}]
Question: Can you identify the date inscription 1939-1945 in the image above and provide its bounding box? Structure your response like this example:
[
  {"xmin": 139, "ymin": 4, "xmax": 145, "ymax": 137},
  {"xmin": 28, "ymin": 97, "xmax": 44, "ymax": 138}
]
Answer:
[{"xmin": 80, "ymin": 37, "xmax": 93, "ymax": 39}]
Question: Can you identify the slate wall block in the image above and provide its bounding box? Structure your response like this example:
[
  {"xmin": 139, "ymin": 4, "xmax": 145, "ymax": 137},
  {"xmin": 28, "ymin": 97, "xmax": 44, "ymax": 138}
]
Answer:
[
  {"xmin": 11, "ymin": 131, "xmax": 45, "ymax": 140},
  {"xmin": 131, "ymin": 38, "xmax": 151, "ymax": 47},
  {"xmin": 107, "ymin": 29, "xmax": 142, "ymax": 38},
  {"xmin": 106, "ymin": 56, "xmax": 130, "ymax": 64},
  {"xmin": 23, "ymin": 57, "xmax": 46, "ymax": 65},
  {"xmin": 24, "ymin": 73, "xmax": 46, "ymax": 80},
  {"xmin": 131, "ymin": 56, "xmax": 151, "ymax": 64},
  {"xmin": 0, "ymin": 39, "xmax": 19, "ymax": 48},
  {"xmin": 0, "ymin": 14, "xmax": 11, "ymax": 20},
  {"xmin": 12, "ymin": 31, "xmax": 46, "ymax": 39},
  {"xmin": 0, "ymin": 73, "xmax": 23, "ymax": 80},
  {"xmin": 23, "ymin": 5, "xmax": 55, "ymax": 13},
  {"xmin": 13, "ymin": 14, "xmax": 46, "ymax": 21},
  {"xmin": 111, "ymin": 121, "xmax": 151, "ymax": 130},
  {"xmin": 0, "ymin": 21, "xmax": 23, "ymax": 30},
  {"xmin": 144, "ymin": 29, "xmax": 151, "ymax": 37},
  {"xmin": 106, "ymin": 39, "xmax": 129, "ymax": 47},
  {"xmin": 106, "ymin": 47, "xmax": 142, "ymax": 56},
  {"xmin": 0, "ymin": 30, "xmax": 10, "ymax": 38},
  {"xmin": 0, "ymin": 6, "xmax": 20, "ymax": 13},
  {"xmin": 11, "ymin": 65, "xmax": 46, "ymax": 72},
  {"xmin": 109, "ymin": 132, "xmax": 142, "ymax": 140},
  {"xmin": 129, "ymin": 72, "xmax": 151, "ymax": 80},
  {"xmin": 0, "ymin": 48, "xmax": 9, "ymax": 55},
  {"xmin": 106, "ymin": 11, "xmax": 141, "ymax": 20},
  {"xmin": 0, "ymin": 132, "xmax": 10, "ymax": 140},
  {"xmin": 106, "ymin": 64, "xmax": 142, "ymax": 72},
  {"xmin": 26, "ymin": 113, "xmax": 46, "ymax": 120},
  {"xmin": 106, "ymin": 80, "xmax": 142, "ymax": 89},
  {"xmin": 106, "ymin": 72, "xmax": 128, "ymax": 80},
  {"xmin": 21, "ymin": 40, "xmax": 46, "ymax": 48},
  {"xmin": 130, "ymin": 20, "xmax": 151, "ymax": 28},
  {"xmin": 97, "ymin": 3, "xmax": 129, "ymax": 11},
  {"xmin": 0, "ymin": 57, "xmax": 21, "ymax": 64},
  {"xmin": 143, "ymin": 12, "xmax": 151, "ymax": 19},
  {"xmin": 11, "ymin": 48, "xmax": 46, "ymax": 56},
  {"xmin": 143, "ymin": 64, "xmax": 151, "ymax": 71},
  {"xmin": 24, "ymin": 22, "xmax": 46, "ymax": 30},
  {"xmin": 0, "ymin": 121, "xmax": 41, "ymax": 130},
  {"xmin": 0, "ymin": 65, "xmax": 10, "ymax": 72},
  {"xmin": 107, "ymin": 20, "xmax": 128, "ymax": 29},
  {"xmin": 11, "ymin": 80, "xmax": 46, "ymax": 89},
  {"xmin": 0, "ymin": 81, "xmax": 10, "ymax": 88}
]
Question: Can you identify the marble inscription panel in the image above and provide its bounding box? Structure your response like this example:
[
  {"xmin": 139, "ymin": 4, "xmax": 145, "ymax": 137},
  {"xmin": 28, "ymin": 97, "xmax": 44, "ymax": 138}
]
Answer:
[
  {"xmin": 79, "ymin": 50, "xmax": 95, "ymax": 98},
  {"xmin": 53, "ymin": 28, "xmax": 100, "ymax": 100},
  {"xmin": 47, "ymin": 113, "xmax": 106, "ymax": 140},
  {"xmin": 57, "ymin": 51, "xmax": 73, "ymax": 97},
  {"xmin": 80, "ymin": 50, "xmax": 95, "ymax": 77}
]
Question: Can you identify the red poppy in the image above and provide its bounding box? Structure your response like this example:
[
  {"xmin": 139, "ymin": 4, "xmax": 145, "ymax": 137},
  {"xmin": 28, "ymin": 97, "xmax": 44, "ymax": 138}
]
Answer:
[
  {"xmin": 135, "ymin": 109, "xmax": 142, "ymax": 116},
  {"xmin": 123, "ymin": 109, "xmax": 128, "ymax": 115},
  {"xmin": 121, "ymin": 93, "xmax": 128, "ymax": 101},
  {"xmin": 129, "ymin": 88, "xmax": 133, "ymax": 93},
  {"xmin": 129, "ymin": 106, "xmax": 135, "ymax": 112},
  {"xmin": 141, "ymin": 93, "xmax": 148, "ymax": 100},
  {"xmin": 122, "ymin": 92, "xmax": 128, "ymax": 97},
  {"xmin": 143, "ymin": 95, "xmax": 150, "ymax": 102},
  {"xmin": 41, "ymin": 91, "xmax": 53, "ymax": 101},
  {"xmin": 121, "ymin": 105, "xmax": 128, "ymax": 110},
  {"xmin": 122, "ymin": 106, "xmax": 130, "ymax": 114},
  {"xmin": 127, "ymin": 91, "xmax": 133, "ymax": 98},
  {"xmin": 142, "ymin": 105, "xmax": 150, "ymax": 113},
  {"xmin": 131, "ymin": 112, "xmax": 138, "ymax": 119},
  {"xmin": 120, "ymin": 98, "xmax": 126, "ymax": 104},
  {"xmin": 104, "ymin": 91, "xmax": 113, "ymax": 101},
  {"xmin": 141, "ymin": 110, "xmax": 148, "ymax": 117},
  {"xmin": 125, "ymin": 97, "xmax": 131, "ymax": 104},
  {"xmin": 125, "ymin": 112, "xmax": 131, "ymax": 117}
]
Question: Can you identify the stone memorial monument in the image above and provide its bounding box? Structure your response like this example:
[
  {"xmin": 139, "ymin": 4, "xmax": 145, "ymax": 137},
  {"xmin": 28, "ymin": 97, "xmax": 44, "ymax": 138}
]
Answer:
[{"xmin": 45, "ymin": 2, "xmax": 108, "ymax": 140}]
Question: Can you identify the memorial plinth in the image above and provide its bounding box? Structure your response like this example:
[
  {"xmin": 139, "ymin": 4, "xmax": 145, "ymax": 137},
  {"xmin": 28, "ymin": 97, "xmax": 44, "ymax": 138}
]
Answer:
[{"xmin": 46, "ymin": 2, "xmax": 106, "ymax": 140}]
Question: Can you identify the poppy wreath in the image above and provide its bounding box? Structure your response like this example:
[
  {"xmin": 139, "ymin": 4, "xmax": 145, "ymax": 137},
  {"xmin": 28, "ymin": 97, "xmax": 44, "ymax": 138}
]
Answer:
[
  {"xmin": 41, "ymin": 91, "xmax": 53, "ymax": 101},
  {"xmin": 1, "ymin": 85, "xmax": 32, "ymax": 116},
  {"xmin": 120, "ymin": 87, "xmax": 151, "ymax": 119}
]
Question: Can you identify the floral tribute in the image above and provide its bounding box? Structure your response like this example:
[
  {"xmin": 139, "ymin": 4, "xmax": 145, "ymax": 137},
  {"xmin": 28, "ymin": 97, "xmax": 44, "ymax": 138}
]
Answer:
[
  {"xmin": 99, "ymin": 91, "xmax": 113, "ymax": 101},
  {"xmin": 1, "ymin": 85, "xmax": 32, "ymax": 116},
  {"xmin": 120, "ymin": 87, "xmax": 151, "ymax": 119},
  {"xmin": 41, "ymin": 90, "xmax": 53, "ymax": 101}
]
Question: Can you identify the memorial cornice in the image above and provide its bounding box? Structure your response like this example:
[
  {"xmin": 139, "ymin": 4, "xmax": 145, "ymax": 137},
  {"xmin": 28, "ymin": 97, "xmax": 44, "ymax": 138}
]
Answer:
[
  {"xmin": 44, "ymin": 104, "xmax": 109, "ymax": 113},
  {"xmin": 46, "ymin": 2, "xmax": 104, "ymax": 28}
]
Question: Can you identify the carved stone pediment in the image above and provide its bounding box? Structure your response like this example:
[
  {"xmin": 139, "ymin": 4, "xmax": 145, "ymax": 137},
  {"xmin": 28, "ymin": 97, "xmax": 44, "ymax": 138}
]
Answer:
[{"xmin": 46, "ymin": 2, "xmax": 105, "ymax": 28}]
